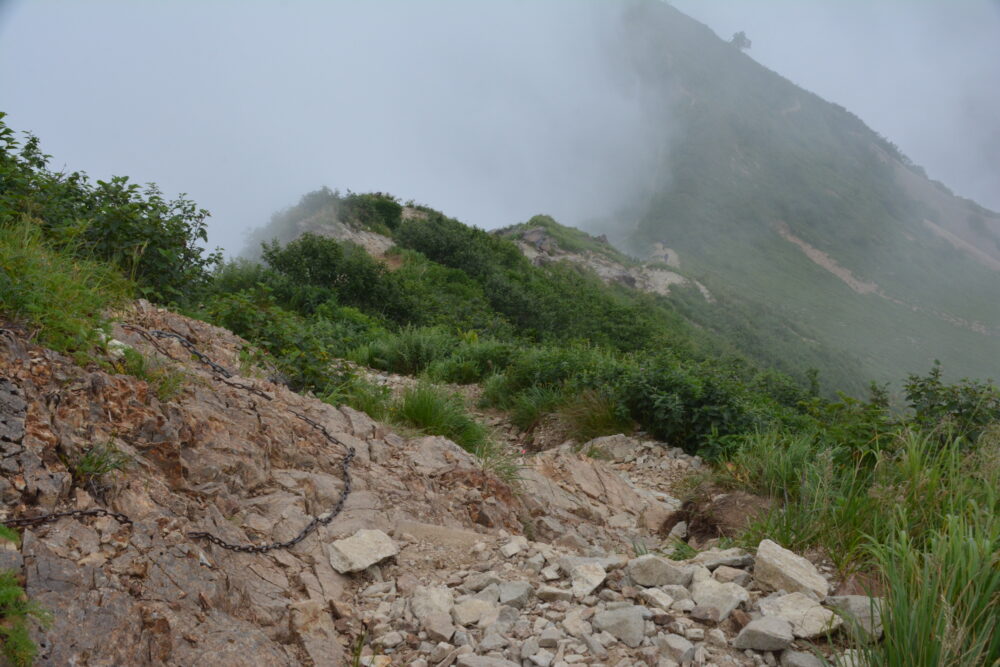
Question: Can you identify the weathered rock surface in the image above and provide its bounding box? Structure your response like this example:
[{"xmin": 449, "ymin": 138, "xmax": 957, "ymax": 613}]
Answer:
[
  {"xmin": 732, "ymin": 617, "xmax": 795, "ymax": 651},
  {"xmin": 760, "ymin": 592, "xmax": 844, "ymax": 639},
  {"xmin": 593, "ymin": 605, "xmax": 647, "ymax": 648},
  {"xmin": 826, "ymin": 595, "xmax": 884, "ymax": 641},
  {"xmin": 755, "ymin": 539, "xmax": 829, "ymax": 599},
  {"xmin": 327, "ymin": 529, "xmax": 398, "ymax": 573},
  {"xmin": 627, "ymin": 554, "xmax": 693, "ymax": 587}
]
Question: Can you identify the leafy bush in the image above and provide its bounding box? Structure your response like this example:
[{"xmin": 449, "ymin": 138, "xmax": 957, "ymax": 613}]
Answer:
[
  {"xmin": 905, "ymin": 362, "xmax": 1000, "ymax": 443},
  {"xmin": 339, "ymin": 192, "xmax": 403, "ymax": 233},
  {"xmin": 0, "ymin": 113, "xmax": 219, "ymax": 303}
]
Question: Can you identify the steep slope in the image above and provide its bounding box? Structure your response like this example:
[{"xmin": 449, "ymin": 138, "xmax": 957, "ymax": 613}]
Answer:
[{"xmin": 607, "ymin": 0, "xmax": 1000, "ymax": 386}]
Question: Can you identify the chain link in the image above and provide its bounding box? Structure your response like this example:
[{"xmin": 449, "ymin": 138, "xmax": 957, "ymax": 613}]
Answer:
[
  {"xmin": 3, "ymin": 325, "xmax": 355, "ymax": 554},
  {"xmin": 2, "ymin": 507, "xmax": 132, "ymax": 529}
]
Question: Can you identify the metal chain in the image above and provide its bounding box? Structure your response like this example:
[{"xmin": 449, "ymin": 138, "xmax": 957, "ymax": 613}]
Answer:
[
  {"xmin": 2, "ymin": 507, "xmax": 132, "ymax": 528},
  {"xmin": 2, "ymin": 326, "xmax": 355, "ymax": 554}
]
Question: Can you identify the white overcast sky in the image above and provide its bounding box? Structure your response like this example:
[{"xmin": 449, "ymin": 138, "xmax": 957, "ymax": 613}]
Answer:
[{"xmin": 1, "ymin": 0, "xmax": 998, "ymax": 253}]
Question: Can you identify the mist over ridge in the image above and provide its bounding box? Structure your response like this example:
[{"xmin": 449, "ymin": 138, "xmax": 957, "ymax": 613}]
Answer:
[{"xmin": 1, "ymin": 0, "xmax": 998, "ymax": 255}]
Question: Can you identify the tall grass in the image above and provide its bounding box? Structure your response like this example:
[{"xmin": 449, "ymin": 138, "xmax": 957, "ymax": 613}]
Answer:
[
  {"xmin": 349, "ymin": 326, "xmax": 455, "ymax": 375},
  {"xmin": 560, "ymin": 389, "xmax": 634, "ymax": 442},
  {"xmin": 393, "ymin": 384, "xmax": 488, "ymax": 453},
  {"xmin": 0, "ymin": 222, "xmax": 130, "ymax": 358},
  {"xmin": 717, "ymin": 428, "xmax": 999, "ymax": 663}
]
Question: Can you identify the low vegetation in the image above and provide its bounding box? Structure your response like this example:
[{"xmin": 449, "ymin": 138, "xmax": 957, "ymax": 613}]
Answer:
[{"xmin": 0, "ymin": 529, "xmax": 51, "ymax": 667}]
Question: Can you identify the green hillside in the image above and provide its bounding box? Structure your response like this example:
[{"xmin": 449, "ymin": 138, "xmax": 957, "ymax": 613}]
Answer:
[{"xmin": 605, "ymin": 1, "xmax": 1000, "ymax": 388}]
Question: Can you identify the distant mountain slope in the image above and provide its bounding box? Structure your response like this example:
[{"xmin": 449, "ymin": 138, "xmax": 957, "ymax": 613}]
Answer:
[{"xmin": 607, "ymin": 0, "xmax": 1000, "ymax": 385}]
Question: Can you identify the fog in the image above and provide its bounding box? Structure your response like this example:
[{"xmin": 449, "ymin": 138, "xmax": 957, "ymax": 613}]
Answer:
[{"xmin": 1, "ymin": 0, "xmax": 998, "ymax": 253}]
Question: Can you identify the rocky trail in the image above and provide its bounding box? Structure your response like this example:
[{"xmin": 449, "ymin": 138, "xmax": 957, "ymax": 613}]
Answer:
[{"xmin": 0, "ymin": 304, "xmax": 878, "ymax": 666}]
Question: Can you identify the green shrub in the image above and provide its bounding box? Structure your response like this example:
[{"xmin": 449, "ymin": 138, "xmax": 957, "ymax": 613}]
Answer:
[
  {"xmin": 340, "ymin": 192, "xmax": 403, "ymax": 233},
  {"xmin": 0, "ymin": 114, "xmax": 219, "ymax": 303},
  {"xmin": 905, "ymin": 361, "xmax": 1000, "ymax": 444}
]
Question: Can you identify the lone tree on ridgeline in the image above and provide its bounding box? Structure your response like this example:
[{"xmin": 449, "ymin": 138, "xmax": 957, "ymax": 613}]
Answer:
[{"xmin": 730, "ymin": 31, "xmax": 751, "ymax": 51}]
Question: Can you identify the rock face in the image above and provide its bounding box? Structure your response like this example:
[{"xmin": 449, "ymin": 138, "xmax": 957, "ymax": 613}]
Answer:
[
  {"xmin": 327, "ymin": 529, "xmax": 398, "ymax": 573},
  {"xmin": 754, "ymin": 539, "xmax": 830, "ymax": 599},
  {"xmin": 826, "ymin": 595, "xmax": 884, "ymax": 641}
]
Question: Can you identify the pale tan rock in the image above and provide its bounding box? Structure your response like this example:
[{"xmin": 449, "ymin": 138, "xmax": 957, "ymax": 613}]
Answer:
[
  {"xmin": 755, "ymin": 539, "xmax": 829, "ymax": 599},
  {"xmin": 327, "ymin": 529, "xmax": 398, "ymax": 574}
]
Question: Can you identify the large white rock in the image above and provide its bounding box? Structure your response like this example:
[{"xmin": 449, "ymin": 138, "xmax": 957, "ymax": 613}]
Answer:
[
  {"xmin": 570, "ymin": 562, "xmax": 606, "ymax": 599},
  {"xmin": 411, "ymin": 585, "xmax": 455, "ymax": 620},
  {"xmin": 327, "ymin": 529, "xmax": 398, "ymax": 574},
  {"xmin": 690, "ymin": 577, "xmax": 749, "ymax": 622},
  {"xmin": 760, "ymin": 592, "xmax": 843, "ymax": 639},
  {"xmin": 626, "ymin": 554, "xmax": 693, "ymax": 587},
  {"xmin": 593, "ymin": 606, "xmax": 647, "ymax": 648},
  {"xmin": 754, "ymin": 539, "xmax": 829, "ymax": 599}
]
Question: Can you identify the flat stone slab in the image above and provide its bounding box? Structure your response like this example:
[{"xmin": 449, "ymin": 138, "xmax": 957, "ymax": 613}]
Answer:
[
  {"xmin": 327, "ymin": 529, "xmax": 398, "ymax": 574},
  {"xmin": 755, "ymin": 539, "xmax": 828, "ymax": 599}
]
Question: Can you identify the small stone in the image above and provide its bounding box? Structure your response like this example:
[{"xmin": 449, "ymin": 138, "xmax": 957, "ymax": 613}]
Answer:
[
  {"xmin": 462, "ymin": 572, "xmax": 501, "ymax": 593},
  {"xmin": 754, "ymin": 540, "xmax": 828, "ymax": 600},
  {"xmin": 593, "ymin": 606, "xmax": 646, "ymax": 648},
  {"xmin": 658, "ymin": 633, "xmax": 695, "ymax": 663},
  {"xmin": 538, "ymin": 586, "xmax": 573, "ymax": 602},
  {"xmin": 713, "ymin": 565, "xmax": 752, "ymax": 587},
  {"xmin": 626, "ymin": 555, "xmax": 693, "ymax": 587},
  {"xmin": 538, "ymin": 626, "xmax": 564, "ymax": 648},
  {"xmin": 530, "ymin": 649, "xmax": 555, "ymax": 667},
  {"xmin": 732, "ymin": 617, "xmax": 794, "ymax": 651},
  {"xmin": 541, "ymin": 565, "xmax": 561, "ymax": 581},
  {"xmin": 455, "ymin": 656, "xmax": 519, "ymax": 667},
  {"xmin": 780, "ymin": 650, "xmax": 826, "ymax": 667},
  {"xmin": 637, "ymin": 587, "xmax": 674, "ymax": 611},
  {"xmin": 411, "ymin": 586, "xmax": 455, "ymax": 620},
  {"xmin": 689, "ymin": 578, "xmax": 749, "ymax": 622},
  {"xmin": 422, "ymin": 612, "xmax": 456, "ymax": 642},
  {"xmin": 376, "ymin": 631, "xmax": 404, "ymax": 648},
  {"xmin": 570, "ymin": 563, "xmax": 606, "ymax": 599},
  {"xmin": 500, "ymin": 537, "xmax": 528, "ymax": 558},
  {"xmin": 429, "ymin": 642, "xmax": 454, "ymax": 663},
  {"xmin": 685, "ymin": 628, "xmax": 704, "ymax": 641},
  {"xmin": 671, "ymin": 599, "xmax": 695, "ymax": 613},
  {"xmin": 691, "ymin": 547, "xmax": 753, "ymax": 570},
  {"xmin": 706, "ymin": 628, "xmax": 727, "ymax": 646},
  {"xmin": 479, "ymin": 631, "xmax": 508, "ymax": 651},
  {"xmin": 498, "ymin": 581, "xmax": 533, "ymax": 609},
  {"xmin": 327, "ymin": 529, "xmax": 398, "ymax": 573},
  {"xmin": 452, "ymin": 599, "xmax": 497, "ymax": 626},
  {"xmin": 520, "ymin": 637, "xmax": 540, "ymax": 658}
]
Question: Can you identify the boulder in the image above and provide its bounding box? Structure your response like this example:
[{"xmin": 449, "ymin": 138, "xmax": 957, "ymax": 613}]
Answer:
[
  {"xmin": 754, "ymin": 539, "xmax": 828, "ymax": 599},
  {"xmin": 689, "ymin": 577, "xmax": 749, "ymax": 622},
  {"xmin": 570, "ymin": 562, "xmax": 606, "ymax": 599},
  {"xmin": 759, "ymin": 592, "xmax": 843, "ymax": 639},
  {"xmin": 593, "ymin": 605, "xmax": 647, "ymax": 648},
  {"xmin": 626, "ymin": 554, "xmax": 693, "ymax": 587},
  {"xmin": 327, "ymin": 529, "xmax": 398, "ymax": 574}
]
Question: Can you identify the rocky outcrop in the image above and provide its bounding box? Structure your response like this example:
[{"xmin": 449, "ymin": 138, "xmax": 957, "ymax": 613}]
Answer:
[{"xmin": 0, "ymin": 303, "xmax": 867, "ymax": 666}]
